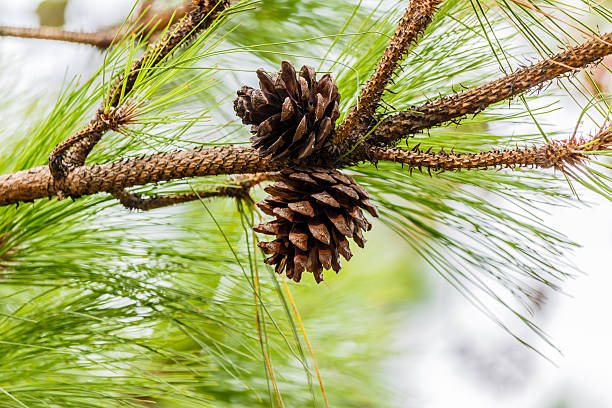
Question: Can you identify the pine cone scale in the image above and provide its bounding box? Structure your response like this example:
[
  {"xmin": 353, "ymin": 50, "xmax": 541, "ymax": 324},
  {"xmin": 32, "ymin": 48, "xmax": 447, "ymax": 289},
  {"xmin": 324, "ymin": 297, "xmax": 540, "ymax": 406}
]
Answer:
[
  {"xmin": 280, "ymin": 61, "xmax": 300, "ymax": 98},
  {"xmin": 292, "ymin": 116, "xmax": 308, "ymax": 143},
  {"xmin": 308, "ymin": 220, "xmax": 331, "ymax": 245},
  {"xmin": 312, "ymin": 191, "xmax": 340, "ymax": 207},
  {"xmin": 288, "ymin": 201, "xmax": 316, "ymax": 217},
  {"xmin": 296, "ymin": 132, "xmax": 316, "ymax": 159},
  {"xmin": 289, "ymin": 225, "xmax": 309, "ymax": 251},
  {"xmin": 280, "ymin": 97, "xmax": 295, "ymax": 121}
]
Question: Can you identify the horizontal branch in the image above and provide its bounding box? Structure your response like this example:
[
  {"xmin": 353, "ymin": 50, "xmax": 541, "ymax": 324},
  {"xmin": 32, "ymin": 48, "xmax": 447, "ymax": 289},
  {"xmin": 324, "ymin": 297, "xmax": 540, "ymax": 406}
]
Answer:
[
  {"xmin": 0, "ymin": 145, "xmax": 286, "ymax": 207},
  {"xmin": 371, "ymin": 31, "xmax": 612, "ymax": 144},
  {"xmin": 368, "ymin": 128, "xmax": 612, "ymax": 173},
  {"xmin": 1, "ymin": 128, "xmax": 609, "ymax": 207}
]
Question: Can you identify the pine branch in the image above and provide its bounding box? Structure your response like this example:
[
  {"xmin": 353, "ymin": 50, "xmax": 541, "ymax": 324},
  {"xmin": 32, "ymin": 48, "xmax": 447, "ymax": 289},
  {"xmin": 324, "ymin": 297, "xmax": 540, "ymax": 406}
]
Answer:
[
  {"xmin": 110, "ymin": 173, "xmax": 271, "ymax": 210},
  {"xmin": 370, "ymin": 31, "xmax": 612, "ymax": 144},
  {"xmin": 5, "ymin": 126, "xmax": 611, "ymax": 207},
  {"xmin": 0, "ymin": 2, "xmax": 190, "ymax": 49},
  {"xmin": 48, "ymin": 0, "xmax": 229, "ymax": 192},
  {"xmin": 368, "ymin": 128, "xmax": 612, "ymax": 174},
  {"xmin": 332, "ymin": 0, "xmax": 442, "ymax": 147},
  {"xmin": 0, "ymin": 145, "xmax": 286, "ymax": 207}
]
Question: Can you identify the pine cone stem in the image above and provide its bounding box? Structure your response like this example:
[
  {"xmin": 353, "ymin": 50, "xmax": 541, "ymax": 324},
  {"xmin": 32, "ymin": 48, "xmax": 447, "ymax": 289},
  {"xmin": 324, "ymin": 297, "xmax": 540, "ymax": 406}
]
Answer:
[
  {"xmin": 369, "ymin": 129, "xmax": 612, "ymax": 173},
  {"xmin": 371, "ymin": 32, "xmax": 612, "ymax": 144},
  {"xmin": 332, "ymin": 0, "xmax": 442, "ymax": 146}
]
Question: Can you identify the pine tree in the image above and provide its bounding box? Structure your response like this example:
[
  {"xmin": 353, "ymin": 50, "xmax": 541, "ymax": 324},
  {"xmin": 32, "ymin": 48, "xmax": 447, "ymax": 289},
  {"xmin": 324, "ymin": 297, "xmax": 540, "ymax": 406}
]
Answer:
[{"xmin": 0, "ymin": 0, "xmax": 611, "ymax": 406}]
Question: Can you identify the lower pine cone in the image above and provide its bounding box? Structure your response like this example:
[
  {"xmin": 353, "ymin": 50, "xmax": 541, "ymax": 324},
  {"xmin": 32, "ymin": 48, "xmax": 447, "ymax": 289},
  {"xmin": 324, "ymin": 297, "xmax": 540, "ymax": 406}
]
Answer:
[{"xmin": 254, "ymin": 167, "xmax": 379, "ymax": 283}]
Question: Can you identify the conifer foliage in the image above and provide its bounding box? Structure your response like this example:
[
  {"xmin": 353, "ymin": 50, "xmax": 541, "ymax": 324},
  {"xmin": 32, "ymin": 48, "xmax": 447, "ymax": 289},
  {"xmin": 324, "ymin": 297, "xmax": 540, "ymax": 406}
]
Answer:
[{"xmin": 0, "ymin": 0, "xmax": 612, "ymax": 406}]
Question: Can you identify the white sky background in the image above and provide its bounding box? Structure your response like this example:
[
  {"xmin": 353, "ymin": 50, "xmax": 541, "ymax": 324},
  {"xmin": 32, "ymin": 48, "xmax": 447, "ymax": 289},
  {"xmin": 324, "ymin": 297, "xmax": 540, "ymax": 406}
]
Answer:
[{"xmin": 0, "ymin": 1, "xmax": 611, "ymax": 407}]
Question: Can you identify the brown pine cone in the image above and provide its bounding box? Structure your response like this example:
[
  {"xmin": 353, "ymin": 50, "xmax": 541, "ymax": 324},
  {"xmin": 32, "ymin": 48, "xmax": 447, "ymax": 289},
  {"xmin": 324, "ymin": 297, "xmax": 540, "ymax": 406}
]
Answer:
[
  {"xmin": 234, "ymin": 61, "xmax": 341, "ymax": 160},
  {"xmin": 254, "ymin": 167, "xmax": 378, "ymax": 283}
]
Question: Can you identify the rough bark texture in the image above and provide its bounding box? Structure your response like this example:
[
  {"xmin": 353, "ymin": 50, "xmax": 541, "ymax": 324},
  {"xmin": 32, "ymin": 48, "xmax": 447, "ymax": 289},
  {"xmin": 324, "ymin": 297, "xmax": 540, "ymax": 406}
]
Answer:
[
  {"xmin": 368, "ymin": 129, "xmax": 612, "ymax": 172},
  {"xmin": 0, "ymin": 146, "xmax": 286, "ymax": 207},
  {"xmin": 371, "ymin": 32, "xmax": 612, "ymax": 144}
]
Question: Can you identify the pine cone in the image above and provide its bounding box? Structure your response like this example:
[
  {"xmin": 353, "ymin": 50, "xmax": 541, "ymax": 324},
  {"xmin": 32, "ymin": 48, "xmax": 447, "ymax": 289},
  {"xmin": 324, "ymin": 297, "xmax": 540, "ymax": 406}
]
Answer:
[
  {"xmin": 254, "ymin": 167, "xmax": 378, "ymax": 283},
  {"xmin": 234, "ymin": 61, "xmax": 341, "ymax": 160}
]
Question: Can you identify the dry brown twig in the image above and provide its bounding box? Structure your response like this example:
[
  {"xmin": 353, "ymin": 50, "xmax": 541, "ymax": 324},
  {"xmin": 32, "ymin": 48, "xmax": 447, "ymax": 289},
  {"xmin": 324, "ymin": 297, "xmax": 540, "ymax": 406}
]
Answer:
[
  {"xmin": 110, "ymin": 172, "xmax": 272, "ymax": 210},
  {"xmin": 0, "ymin": 1, "xmax": 191, "ymax": 49},
  {"xmin": 0, "ymin": 0, "xmax": 611, "ymax": 212}
]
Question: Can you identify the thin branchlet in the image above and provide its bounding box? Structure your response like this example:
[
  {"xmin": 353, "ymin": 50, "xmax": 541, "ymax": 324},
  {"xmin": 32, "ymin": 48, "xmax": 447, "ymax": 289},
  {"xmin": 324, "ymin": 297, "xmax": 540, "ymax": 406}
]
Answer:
[
  {"xmin": 0, "ymin": 2, "xmax": 190, "ymax": 49},
  {"xmin": 368, "ymin": 129, "xmax": 612, "ymax": 174},
  {"xmin": 370, "ymin": 31, "xmax": 612, "ymax": 144},
  {"xmin": 0, "ymin": 26, "xmax": 117, "ymax": 49},
  {"xmin": 332, "ymin": 0, "xmax": 442, "ymax": 148},
  {"xmin": 111, "ymin": 173, "xmax": 272, "ymax": 210}
]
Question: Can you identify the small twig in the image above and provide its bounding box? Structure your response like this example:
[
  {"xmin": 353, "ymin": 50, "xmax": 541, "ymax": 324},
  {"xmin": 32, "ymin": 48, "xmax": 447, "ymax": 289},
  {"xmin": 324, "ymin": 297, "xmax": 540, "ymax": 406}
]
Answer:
[
  {"xmin": 110, "ymin": 173, "xmax": 271, "ymax": 210},
  {"xmin": 332, "ymin": 0, "xmax": 442, "ymax": 146},
  {"xmin": 0, "ymin": 25, "xmax": 117, "ymax": 49},
  {"xmin": 0, "ymin": 2, "xmax": 190, "ymax": 50},
  {"xmin": 370, "ymin": 31, "xmax": 612, "ymax": 144}
]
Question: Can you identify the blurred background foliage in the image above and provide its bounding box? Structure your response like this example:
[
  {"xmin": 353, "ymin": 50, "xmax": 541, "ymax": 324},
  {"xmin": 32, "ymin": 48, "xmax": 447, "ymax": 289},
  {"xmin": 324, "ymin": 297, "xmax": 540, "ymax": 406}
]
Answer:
[{"xmin": 0, "ymin": 0, "xmax": 611, "ymax": 407}]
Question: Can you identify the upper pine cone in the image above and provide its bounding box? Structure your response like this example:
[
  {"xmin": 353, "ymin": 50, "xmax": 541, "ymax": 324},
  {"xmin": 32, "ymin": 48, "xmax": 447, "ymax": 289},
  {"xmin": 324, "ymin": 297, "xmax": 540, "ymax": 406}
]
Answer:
[
  {"xmin": 254, "ymin": 167, "xmax": 379, "ymax": 283},
  {"xmin": 234, "ymin": 61, "xmax": 341, "ymax": 160}
]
